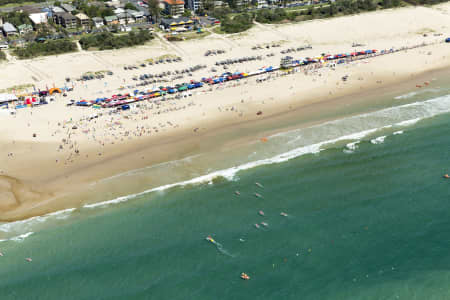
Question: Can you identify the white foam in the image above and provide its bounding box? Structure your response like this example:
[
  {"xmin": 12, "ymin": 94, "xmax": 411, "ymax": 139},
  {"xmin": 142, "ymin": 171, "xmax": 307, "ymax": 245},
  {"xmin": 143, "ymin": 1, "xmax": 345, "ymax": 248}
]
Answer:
[
  {"xmin": 370, "ymin": 136, "xmax": 386, "ymax": 144},
  {"xmin": 394, "ymin": 91, "xmax": 418, "ymax": 100},
  {"xmin": 84, "ymin": 128, "xmax": 380, "ymax": 209},
  {"xmin": 395, "ymin": 118, "xmax": 421, "ymax": 127},
  {"xmin": 10, "ymin": 232, "xmax": 34, "ymax": 242},
  {"xmin": 393, "ymin": 130, "xmax": 404, "ymax": 135},
  {"xmin": 0, "ymin": 208, "xmax": 76, "ymax": 233},
  {"xmin": 344, "ymin": 141, "xmax": 360, "ymax": 153}
]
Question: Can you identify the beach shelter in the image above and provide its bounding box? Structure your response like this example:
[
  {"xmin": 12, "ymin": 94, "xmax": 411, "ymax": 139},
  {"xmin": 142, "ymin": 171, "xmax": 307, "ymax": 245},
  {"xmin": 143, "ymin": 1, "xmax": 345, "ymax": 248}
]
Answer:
[{"xmin": 49, "ymin": 88, "xmax": 62, "ymax": 95}]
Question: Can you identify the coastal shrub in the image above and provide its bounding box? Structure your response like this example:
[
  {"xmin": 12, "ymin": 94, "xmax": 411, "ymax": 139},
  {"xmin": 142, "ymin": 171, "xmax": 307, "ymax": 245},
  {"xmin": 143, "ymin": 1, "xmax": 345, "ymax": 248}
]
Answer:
[
  {"xmin": 0, "ymin": 11, "xmax": 32, "ymax": 27},
  {"xmin": 79, "ymin": 30, "xmax": 153, "ymax": 50},
  {"xmin": 0, "ymin": 0, "xmax": 45, "ymax": 5},
  {"xmin": 220, "ymin": 13, "xmax": 253, "ymax": 34},
  {"xmin": 13, "ymin": 39, "xmax": 77, "ymax": 59},
  {"xmin": 0, "ymin": 51, "xmax": 6, "ymax": 61},
  {"xmin": 255, "ymin": 8, "xmax": 288, "ymax": 23}
]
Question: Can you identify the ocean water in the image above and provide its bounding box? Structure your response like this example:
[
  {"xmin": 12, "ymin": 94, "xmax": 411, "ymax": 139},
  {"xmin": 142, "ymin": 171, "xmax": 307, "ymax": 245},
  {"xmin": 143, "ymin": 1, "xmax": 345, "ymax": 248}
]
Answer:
[{"xmin": 1, "ymin": 89, "xmax": 450, "ymax": 299}]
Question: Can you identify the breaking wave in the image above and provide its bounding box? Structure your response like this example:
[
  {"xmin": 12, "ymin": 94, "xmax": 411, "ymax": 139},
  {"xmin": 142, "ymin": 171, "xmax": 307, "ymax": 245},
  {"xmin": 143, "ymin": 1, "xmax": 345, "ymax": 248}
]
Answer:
[{"xmin": 3, "ymin": 93, "xmax": 450, "ymax": 236}]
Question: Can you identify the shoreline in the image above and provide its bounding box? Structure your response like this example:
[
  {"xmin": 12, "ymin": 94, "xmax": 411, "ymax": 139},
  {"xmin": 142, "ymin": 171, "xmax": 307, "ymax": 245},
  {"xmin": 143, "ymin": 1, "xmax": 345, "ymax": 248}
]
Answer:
[
  {"xmin": 1, "ymin": 3, "xmax": 450, "ymax": 221},
  {"xmin": 1, "ymin": 58, "xmax": 450, "ymax": 222}
]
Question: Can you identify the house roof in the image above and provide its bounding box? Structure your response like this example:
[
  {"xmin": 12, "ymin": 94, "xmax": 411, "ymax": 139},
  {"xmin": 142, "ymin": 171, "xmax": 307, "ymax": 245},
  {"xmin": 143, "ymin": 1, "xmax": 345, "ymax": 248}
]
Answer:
[
  {"xmin": 55, "ymin": 12, "xmax": 77, "ymax": 20},
  {"xmin": 163, "ymin": 0, "xmax": 185, "ymax": 5},
  {"xmin": 2, "ymin": 22, "xmax": 17, "ymax": 33},
  {"xmin": 61, "ymin": 3, "xmax": 75, "ymax": 12},
  {"xmin": 75, "ymin": 13, "xmax": 90, "ymax": 20},
  {"xmin": 52, "ymin": 6, "xmax": 65, "ymax": 13},
  {"xmin": 104, "ymin": 15, "xmax": 118, "ymax": 22},
  {"xmin": 29, "ymin": 12, "xmax": 48, "ymax": 25},
  {"xmin": 92, "ymin": 17, "xmax": 104, "ymax": 22}
]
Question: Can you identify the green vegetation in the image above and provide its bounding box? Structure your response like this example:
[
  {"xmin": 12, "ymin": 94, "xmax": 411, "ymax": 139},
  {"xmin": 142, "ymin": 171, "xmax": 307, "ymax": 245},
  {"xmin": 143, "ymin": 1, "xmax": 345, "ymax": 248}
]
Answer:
[
  {"xmin": 220, "ymin": 13, "xmax": 253, "ymax": 33},
  {"xmin": 0, "ymin": 51, "xmax": 6, "ymax": 61},
  {"xmin": 124, "ymin": 2, "xmax": 138, "ymax": 10},
  {"xmin": 72, "ymin": 0, "xmax": 114, "ymax": 18},
  {"xmin": 79, "ymin": 30, "xmax": 153, "ymax": 50},
  {"xmin": 13, "ymin": 39, "xmax": 77, "ymax": 59},
  {"xmin": 0, "ymin": 0, "xmax": 44, "ymax": 6},
  {"xmin": 0, "ymin": 11, "xmax": 31, "ymax": 27}
]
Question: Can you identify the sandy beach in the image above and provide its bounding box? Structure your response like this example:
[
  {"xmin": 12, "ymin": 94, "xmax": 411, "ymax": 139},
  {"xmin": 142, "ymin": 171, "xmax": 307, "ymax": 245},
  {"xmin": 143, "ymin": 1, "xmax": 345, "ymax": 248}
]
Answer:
[{"xmin": 1, "ymin": 3, "xmax": 450, "ymax": 221}]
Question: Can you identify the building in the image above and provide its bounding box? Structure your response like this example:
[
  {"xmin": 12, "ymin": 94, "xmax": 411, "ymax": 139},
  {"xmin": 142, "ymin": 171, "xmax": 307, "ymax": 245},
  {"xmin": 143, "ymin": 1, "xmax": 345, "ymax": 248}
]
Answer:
[
  {"xmin": 186, "ymin": 0, "xmax": 202, "ymax": 11},
  {"xmin": 160, "ymin": 17, "xmax": 194, "ymax": 31},
  {"xmin": 53, "ymin": 12, "xmax": 78, "ymax": 29},
  {"xmin": 17, "ymin": 24, "xmax": 33, "ymax": 34},
  {"xmin": 116, "ymin": 12, "xmax": 132, "ymax": 25},
  {"xmin": 2, "ymin": 22, "xmax": 18, "ymax": 37},
  {"xmin": 127, "ymin": 10, "xmax": 145, "ymax": 23},
  {"xmin": 104, "ymin": 15, "xmax": 119, "ymax": 26},
  {"xmin": 105, "ymin": 0, "xmax": 122, "ymax": 8},
  {"xmin": 29, "ymin": 12, "xmax": 48, "ymax": 26},
  {"xmin": 61, "ymin": 3, "xmax": 76, "ymax": 13},
  {"xmin": 162, "ymin": 0, "xmax": 185, "ymax": 16},
  {"xmin": 92, "ymin": 17, "xmax": 104, "ymax": 28},
  {"xmin": 75, "ymin": 13, "xmax": 91, "ymax": 28},
  {"xmin": 52, "ymin": 6, "xmax": 65, "ymax": 14},
  {"xmin": 235, "ymin": 0, "xmax": 249, "ymax": 6}
]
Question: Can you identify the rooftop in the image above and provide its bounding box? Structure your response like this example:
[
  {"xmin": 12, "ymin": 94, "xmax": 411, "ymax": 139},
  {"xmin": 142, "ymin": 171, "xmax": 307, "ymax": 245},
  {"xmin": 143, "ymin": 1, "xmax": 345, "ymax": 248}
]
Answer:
[
  {"xmin": 75, "ymin": 13, "xmax": 90, "ymax": 20},
  {"xmin": 2, "ymin": 22, "xmax": 17, "ymax": 33},
  {"xmin": 163, "ymin": 0, "xmax": 185, "ymax": 5}
]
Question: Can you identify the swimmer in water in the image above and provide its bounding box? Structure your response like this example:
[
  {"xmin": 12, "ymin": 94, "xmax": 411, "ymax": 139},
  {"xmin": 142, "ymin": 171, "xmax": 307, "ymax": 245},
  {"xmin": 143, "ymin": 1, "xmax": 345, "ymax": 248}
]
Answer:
[
  {"xmin": 254, "ymin": 193, "xmax": 263, "ymax": 198},
  {"xmin": 255, "ymin": 182, "xmax": 264, "ymax": 188}
]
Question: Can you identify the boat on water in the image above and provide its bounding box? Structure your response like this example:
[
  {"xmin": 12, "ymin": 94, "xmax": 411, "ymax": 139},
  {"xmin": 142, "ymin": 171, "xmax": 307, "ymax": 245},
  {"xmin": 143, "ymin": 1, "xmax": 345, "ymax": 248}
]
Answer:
[
  {"xmin": 258, "ymin": 210, "xmax": 265, "ymax": 216},
  {"xmin": 25, "ymin": 258, "xmax": 32, "ymax": 262},
  {"xmin": 280, "ymin": 212, "xmax": 288, "ymax": 217},
  {"xmin": 443, "ymin": 174, "xmax": 449, "ymax": 179},
  {"xmin": 235, "ymin": 191, "xmax": 241, "ymax": 196},
  {"xmin": 254, "ymin": 193, "xmax": 262, "ymax": 198},
  {"xmin": 261, "ymin": 222, "xmax": 268, "ymax": 227},
  {"xmin": 206, "ymin": 236, "xmax": 215, "ymax": 243},
  {"xmin": 255, "ymin": 182, "xmax": 264, "ymax": 188},
  {"xmin": 254, "ymin": 223, "xmax": 260, "ymax": 229},
  {"xmin": 241, "ymin": 272, "xmax": 250, "ymax": 280}
]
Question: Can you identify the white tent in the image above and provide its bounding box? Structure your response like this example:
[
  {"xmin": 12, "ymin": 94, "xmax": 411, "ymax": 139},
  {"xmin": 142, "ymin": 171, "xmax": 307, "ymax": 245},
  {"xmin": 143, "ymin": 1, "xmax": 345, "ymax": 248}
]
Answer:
[{"xmin": 0, "ymin": 94, "xmax": 18, "ymax": 103}]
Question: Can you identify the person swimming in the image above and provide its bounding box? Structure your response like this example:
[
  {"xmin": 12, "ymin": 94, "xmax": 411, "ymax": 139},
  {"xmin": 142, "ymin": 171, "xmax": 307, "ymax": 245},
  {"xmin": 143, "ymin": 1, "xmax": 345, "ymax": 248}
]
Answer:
[
  {"xmin": 255, "ymin": 182, "xmax": 264, "ymax": 188},
  {"xmin": 235, "ymin": 191, "xmax": 241, "ymax": 196},
  {"xmin": 258, "ymin": 210, "xmax": 265, "ymax": 216},
  {"xmin": 280, "ymin": 212, "xmax": 288, "ymax": 217},
  {"xmin": 254, "ymin": 193, "xmax": 263, "ymax": 198}
]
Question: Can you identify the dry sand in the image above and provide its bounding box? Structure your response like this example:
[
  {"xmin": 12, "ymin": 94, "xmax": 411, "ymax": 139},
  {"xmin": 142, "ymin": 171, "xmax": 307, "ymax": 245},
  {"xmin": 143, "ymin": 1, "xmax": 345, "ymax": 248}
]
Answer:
[{"xmin": 0, "ymin": 3, "xmax": 450, "ymax": 220}]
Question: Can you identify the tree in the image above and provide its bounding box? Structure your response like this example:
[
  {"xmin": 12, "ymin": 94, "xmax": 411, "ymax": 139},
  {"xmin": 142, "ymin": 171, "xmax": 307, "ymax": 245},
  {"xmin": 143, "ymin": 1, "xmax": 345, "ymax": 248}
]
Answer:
[
  {"xmin": 148, "ymin": 0, "xmax": 161, "ymax": 22},
  {"xmin": 54, "ymin": 0, "xmax": 61, "ymax": 6},
  {"xmin": 182, "ymin": 9, "xmax": 192, "ymax": 17},
  {"xmin": 124, "ymin": 2, "xmax": 138, "ymax": 10}
]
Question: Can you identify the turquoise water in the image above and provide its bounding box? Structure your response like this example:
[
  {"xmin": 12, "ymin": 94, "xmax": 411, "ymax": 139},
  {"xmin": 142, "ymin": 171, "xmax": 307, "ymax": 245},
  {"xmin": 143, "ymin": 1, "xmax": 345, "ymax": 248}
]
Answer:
[{"xmin": 1, "ymin": 93, "xmax": 450, "ymax": 299}]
